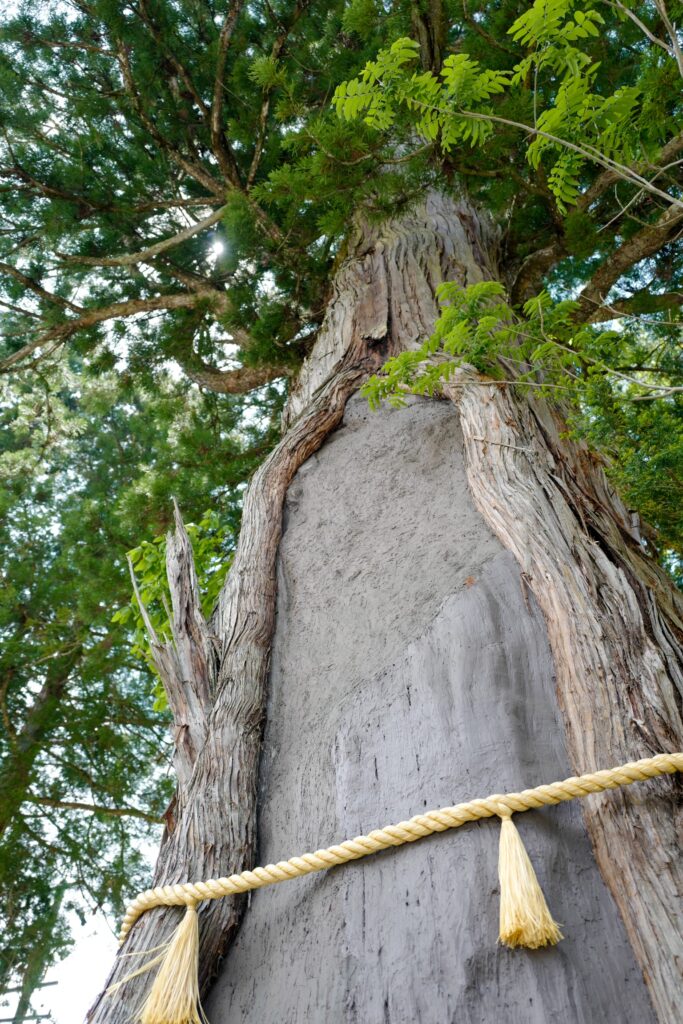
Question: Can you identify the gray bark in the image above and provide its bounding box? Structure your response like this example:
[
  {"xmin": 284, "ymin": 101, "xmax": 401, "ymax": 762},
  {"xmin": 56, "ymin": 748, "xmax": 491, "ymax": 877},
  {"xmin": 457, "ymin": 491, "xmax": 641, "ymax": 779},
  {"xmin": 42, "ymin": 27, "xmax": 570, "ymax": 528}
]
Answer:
[{"xmin": 205, "ymin": 394, "xmax": 657, "ymax": 1024}]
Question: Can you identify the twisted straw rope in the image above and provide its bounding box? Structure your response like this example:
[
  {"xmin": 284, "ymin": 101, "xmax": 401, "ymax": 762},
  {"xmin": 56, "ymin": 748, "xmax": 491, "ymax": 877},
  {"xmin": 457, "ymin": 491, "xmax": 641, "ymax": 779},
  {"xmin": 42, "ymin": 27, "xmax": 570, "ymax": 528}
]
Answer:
[{"xmin": 119, "ymin": 752, "xmax": 683, "ymax": 944}]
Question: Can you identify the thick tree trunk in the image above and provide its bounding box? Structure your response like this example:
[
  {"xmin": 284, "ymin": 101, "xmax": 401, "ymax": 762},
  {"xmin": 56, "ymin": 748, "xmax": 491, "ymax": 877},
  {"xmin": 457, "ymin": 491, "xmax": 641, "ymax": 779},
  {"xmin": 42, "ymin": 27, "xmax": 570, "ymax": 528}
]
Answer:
[
  {"xmin": 0, "ymin": 647, "xmax": 82, "ymax": 837},
  {"xmin": 91, "ymin": 193, "xmax": 682, "ymax": 1023},
  {"xmin": 205, "ymin": 393, "xmax": 660, "ymax": 1024}
]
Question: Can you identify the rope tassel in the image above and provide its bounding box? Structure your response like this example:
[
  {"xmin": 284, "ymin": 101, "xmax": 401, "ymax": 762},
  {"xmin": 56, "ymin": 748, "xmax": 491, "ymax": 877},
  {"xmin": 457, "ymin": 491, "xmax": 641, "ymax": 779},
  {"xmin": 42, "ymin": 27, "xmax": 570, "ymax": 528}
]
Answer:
[
  {"xmin": 497, "ymin": 813, "xmax": 562, "ymax": 949},
  {"xmin": 124, "ymin": 903, "xmax": 203, "ymax": 1024},
  {"xmin": 109, "ymin": 754, "xmax": 682, "ymax": 1023}
]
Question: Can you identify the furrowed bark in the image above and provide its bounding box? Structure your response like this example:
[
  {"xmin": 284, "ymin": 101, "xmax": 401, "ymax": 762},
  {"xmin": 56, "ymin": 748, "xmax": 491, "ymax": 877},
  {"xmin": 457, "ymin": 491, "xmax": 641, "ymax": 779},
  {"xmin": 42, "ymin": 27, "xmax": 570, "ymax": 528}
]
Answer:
[{"xmin": 446, "ymin": 373, "xmax": 683, "ymax": 1022}]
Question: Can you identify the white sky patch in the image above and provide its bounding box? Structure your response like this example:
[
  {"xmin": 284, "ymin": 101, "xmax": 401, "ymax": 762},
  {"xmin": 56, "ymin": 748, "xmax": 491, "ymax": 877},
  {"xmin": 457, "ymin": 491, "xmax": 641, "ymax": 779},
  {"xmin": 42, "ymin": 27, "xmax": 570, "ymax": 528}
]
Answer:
[
  {"xmin": 45, "ymin": 913, "xmax": 118, "ymax": 1024},
  {"xmin": 2, "ymin": 911, "xmax": 117, "ymax": 1024},
  {"xmin": 3, "ymin": 836, "xmax": 160, "ymax": 1019}
]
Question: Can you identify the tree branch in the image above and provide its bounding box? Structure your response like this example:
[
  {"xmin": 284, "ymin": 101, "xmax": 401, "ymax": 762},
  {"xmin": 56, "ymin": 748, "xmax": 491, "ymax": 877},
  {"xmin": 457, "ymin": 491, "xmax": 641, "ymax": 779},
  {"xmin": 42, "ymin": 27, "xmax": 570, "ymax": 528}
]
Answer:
[
  {"xmin": 181, "ymin": 356, "xmax": 292, "ymax": 394},
  {"xmin": 57, "ymin": 205, "xmax": 226, "ymax": 268},
  {"xmin": 115, "ymin": 43, "xmax": 224, "ymax": 200},
  {"xmin": 653, "ymin": 0, "xmax": 683, "ymax": 78},
  {"xmin": 585, "ymin": 290, "xmax": 683, "ymax": 323},
  {"xmin": 575, "ymin": 205, "xmax": 683, "ymax": 322},
  {"xmin": 25, "ymin": 795, "xmax": 161, "ymax": 823},
  {"xmin": 246, "ymin": 0, "xmax": 312, "ymax": 188},
  {"xmin": 601, "ymin": 0, "xmax": 678, "ymax": 69},
  {"xmin": 211, "ymin": 0, "xmax": 244, "ymax": 187},
  {"xmin": 136, "ymin": 0, "xmax": 211, "ymax": 118},
  {"xmin": 0, "ymin": 261, "xmax": 82, "ymax": 312},
  {"xmin": 510, "ymin": 242, "xmax": 565, "ymax": 305},
  {"xmin": 577, "ymin": 132, "xmax": 683, "ymax": 213},
  {"xmin": 0, "ymin": 291, "xmax": 218, "ymax": 373},
  {"xmin": 455, "ymin": 109, "xmax": 683, "ymax": 210}
]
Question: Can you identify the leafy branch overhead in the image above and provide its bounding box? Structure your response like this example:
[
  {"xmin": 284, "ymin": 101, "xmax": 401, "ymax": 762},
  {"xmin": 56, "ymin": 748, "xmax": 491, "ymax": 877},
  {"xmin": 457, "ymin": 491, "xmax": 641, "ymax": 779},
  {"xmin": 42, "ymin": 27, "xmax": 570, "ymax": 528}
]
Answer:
[
  {"xmin": 334, "ymin": 14, "xmax": 680, "ymax": 214},
  {"xmin": 362, "ymin": 279, "xmax": 682, "ymax": 565}
]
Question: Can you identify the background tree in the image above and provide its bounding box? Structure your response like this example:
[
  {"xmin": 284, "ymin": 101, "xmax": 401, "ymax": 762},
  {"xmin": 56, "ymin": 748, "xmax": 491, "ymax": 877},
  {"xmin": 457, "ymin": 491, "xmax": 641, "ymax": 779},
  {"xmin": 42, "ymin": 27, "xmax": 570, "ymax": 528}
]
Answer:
[
  {"xmin": 0, "ymin": 365, "xmax": 279, "ymax": 1011},
  {"xmin": 0, "ymin": 0, "xmax": 681, "ymax": 1022}
]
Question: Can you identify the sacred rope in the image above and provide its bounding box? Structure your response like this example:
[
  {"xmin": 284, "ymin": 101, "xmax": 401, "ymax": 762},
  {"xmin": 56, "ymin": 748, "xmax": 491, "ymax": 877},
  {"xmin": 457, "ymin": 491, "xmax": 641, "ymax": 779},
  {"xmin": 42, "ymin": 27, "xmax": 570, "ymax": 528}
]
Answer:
[{"xmin": 113, "ymin": 752, "xmax": 682, "ymax": 1024}]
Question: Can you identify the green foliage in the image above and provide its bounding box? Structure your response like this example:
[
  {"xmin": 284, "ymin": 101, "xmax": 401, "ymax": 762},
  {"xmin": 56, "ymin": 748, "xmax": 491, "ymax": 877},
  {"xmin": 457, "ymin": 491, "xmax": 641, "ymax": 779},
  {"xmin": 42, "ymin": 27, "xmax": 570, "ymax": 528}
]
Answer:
[
  {"xmin": 1, "ymin": 0, "xmax": 682, "ymax": 1004},
  {"xmin": 363, "ymin": 280, "xmax": 683, "ymax": 564},
  {"xmin": 342, "ymin": 0, "xmax": 379, "ymax": 37},
  {"xmin": 578, "ymin": 376, "xmax": 683, "ymax": 560},
  {"xmin": 0, "ymin": 364, "xmax": 279, "ymax": 997},
  {"xmin": 248, "ymin": 56, "xmax": 284, "ymax": 90},
  {"xmin": 334, "ymin": 2, "xmax": 679, "ymax": 212}
]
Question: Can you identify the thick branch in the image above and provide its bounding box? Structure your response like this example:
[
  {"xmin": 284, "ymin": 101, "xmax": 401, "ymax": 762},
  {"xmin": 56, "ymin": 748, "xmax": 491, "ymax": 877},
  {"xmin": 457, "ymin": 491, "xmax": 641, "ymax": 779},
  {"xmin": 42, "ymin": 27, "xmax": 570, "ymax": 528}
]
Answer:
[
  {"xmin": 411, "ymin": 0, "xmax": 446, "ymax": 72},
  {"xmin": 25, "ymin": 796, "xmax": 160, "ymax": 823},
  {"xmin": 181, "ymin": 358, "xmax": 292, "ymax": 394},
  {"xmin": 575, "ymin": 205, "xmax": 683, "ymax": 322},
  {"xmin": 510, "ymin": 242, "xmax": 565, "ymax": 305}
]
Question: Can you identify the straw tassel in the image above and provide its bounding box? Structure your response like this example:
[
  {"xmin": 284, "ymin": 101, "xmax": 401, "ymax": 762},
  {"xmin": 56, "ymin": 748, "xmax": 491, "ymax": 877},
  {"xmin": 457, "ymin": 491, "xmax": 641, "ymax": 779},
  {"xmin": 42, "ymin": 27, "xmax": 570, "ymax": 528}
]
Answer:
[
  {"xmin": 121, "ymin": 902, "xmax": 203, "ymax": 1024},
  {"xmin": 497, "ymin": 813, "xmax": 562, "ymax": 949}
]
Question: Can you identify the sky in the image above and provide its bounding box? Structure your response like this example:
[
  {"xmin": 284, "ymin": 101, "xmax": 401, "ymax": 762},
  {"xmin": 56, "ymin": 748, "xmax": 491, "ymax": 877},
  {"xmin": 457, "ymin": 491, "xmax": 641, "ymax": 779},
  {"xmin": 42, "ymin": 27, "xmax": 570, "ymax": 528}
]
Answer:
[{"xmin": 3, "ymin": 911, "xmax": 117, "ymax": 1023}]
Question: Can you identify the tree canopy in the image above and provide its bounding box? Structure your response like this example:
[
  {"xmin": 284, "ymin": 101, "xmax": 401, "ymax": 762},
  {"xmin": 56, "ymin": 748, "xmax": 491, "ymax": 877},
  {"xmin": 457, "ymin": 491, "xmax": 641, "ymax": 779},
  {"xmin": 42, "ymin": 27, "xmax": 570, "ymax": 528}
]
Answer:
[{"xmin": 0, "ymin": 0, "xmax": 681, "ymax": 1011}]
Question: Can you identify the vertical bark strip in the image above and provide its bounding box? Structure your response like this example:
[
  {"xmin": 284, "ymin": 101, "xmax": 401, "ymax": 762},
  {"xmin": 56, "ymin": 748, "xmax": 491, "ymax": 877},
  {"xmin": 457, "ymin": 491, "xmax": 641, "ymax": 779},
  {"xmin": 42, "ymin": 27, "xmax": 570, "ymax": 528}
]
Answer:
[
  {"xmin": 447, "ymin": 373, "xmax": 683, "ymax": 1022},
  {"xmin": 88, "ymin": 356, "xmax": 380, "ymax": 1023}
]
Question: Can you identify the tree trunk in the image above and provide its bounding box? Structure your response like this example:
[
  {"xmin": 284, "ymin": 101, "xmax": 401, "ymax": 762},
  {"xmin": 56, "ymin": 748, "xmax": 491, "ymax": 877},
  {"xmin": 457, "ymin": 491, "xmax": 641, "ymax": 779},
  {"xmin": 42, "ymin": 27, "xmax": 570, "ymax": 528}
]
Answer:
[
  {"xmin": 204, "ymin": 392, "xmax": 660, "ymax": 1024},
  {"xmin": 10, "ymin": 884, "xmax": 66, "ymax": 1024},
  {"xmin": 0, "ymin": 647, "xmax": 82, "ymax": 837},
  {"xmin": 91, "ymin": 193, "xmax": 682, "ymax": 1023}
]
